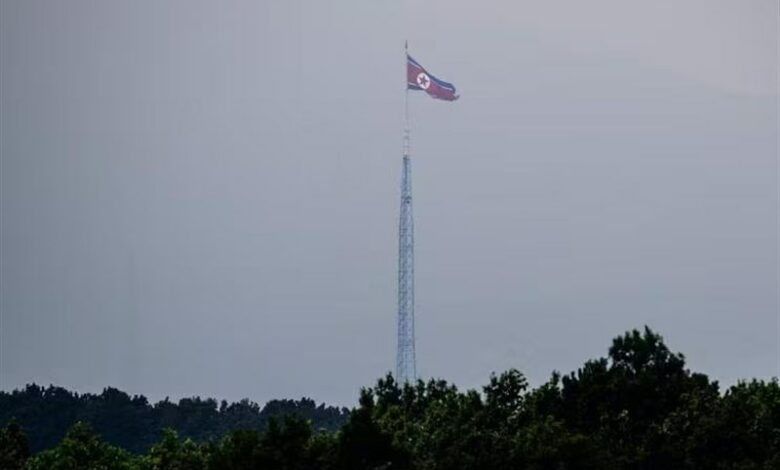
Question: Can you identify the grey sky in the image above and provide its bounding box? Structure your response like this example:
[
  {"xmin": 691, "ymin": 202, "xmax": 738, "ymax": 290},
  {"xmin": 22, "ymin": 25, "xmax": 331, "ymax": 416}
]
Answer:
[{"xmin": 1, "ymin": 0, "xmax": 778, "ymax": 406}]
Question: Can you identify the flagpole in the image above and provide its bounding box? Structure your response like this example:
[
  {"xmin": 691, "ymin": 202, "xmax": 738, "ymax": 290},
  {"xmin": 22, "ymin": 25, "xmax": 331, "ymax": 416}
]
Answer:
[
  {"xmin": 397, "ymin": 39, "xmax": 416, "ymax": 382},
  {"xmin": 404, "ymin": 40, "xmax": 410, "ymax": 158}
]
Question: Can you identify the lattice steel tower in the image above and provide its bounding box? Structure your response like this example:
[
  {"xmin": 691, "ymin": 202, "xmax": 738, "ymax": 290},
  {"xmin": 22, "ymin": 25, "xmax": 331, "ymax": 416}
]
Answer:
[{"xmin": 396, "ymin": 114, "xmax": 416, "ymax": 383}]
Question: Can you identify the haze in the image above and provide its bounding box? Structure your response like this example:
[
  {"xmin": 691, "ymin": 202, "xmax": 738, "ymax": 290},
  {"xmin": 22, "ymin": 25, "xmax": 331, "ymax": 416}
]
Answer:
[{"xmin": 1, "ymin": 0, "xmax": 778, "ymax": 406}]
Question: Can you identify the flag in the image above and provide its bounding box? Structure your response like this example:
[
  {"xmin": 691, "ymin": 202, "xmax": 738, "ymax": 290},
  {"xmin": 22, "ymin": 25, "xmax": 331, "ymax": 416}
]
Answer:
[{"xmin": 407, "ymin": 55, "xmax": 459, "ymax": 101}]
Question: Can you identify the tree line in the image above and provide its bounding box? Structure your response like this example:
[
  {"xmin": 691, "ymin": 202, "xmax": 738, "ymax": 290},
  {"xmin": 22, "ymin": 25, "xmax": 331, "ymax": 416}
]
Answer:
[
  {"xmin": 0, "ymin": 385, "xmax": 349, "ymax": 454},
  {"xmin": 2, "ymin": 327, "xmax": 779, "ymax": 469}
]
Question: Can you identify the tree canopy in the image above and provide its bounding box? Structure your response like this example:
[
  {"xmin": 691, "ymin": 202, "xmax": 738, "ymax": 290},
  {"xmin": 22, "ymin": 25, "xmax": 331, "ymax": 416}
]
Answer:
[
  {"xmin": 0, "ymin": 386, "xmax": 348, "ymax": 454},
  {"xmin": 2, "ymin": 327, "xmax": 778, "ymax": 469}
]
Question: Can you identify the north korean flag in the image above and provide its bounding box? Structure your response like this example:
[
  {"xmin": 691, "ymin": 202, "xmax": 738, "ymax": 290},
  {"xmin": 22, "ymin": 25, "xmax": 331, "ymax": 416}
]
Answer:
[{"xmin": 407, "ymin": 55, "xmax": 459, "ymax": 101}]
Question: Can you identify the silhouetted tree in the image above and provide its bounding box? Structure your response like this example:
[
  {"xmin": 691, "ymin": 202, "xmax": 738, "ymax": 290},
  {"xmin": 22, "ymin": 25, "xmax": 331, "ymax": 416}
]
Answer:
[
  {"xmin": 0, "ymin": 385, "xmax": 348, "ymax": 453},
  {"xmin": 4, "ymin": 327, "xmax": 779, "ymax": 469},
  {"xmin": 25, "ymin": 422, "xmax": 141, "ymax": 470},
  {"xmin": 0, "ymin": 420, "xmax": 30, "ymax": 470}
]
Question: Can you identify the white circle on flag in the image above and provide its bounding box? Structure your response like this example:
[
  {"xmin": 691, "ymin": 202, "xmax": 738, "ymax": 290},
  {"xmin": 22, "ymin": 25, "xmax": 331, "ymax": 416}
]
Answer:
[{"xmin": 416, "ymin": 72, "xmax": 431, "ymax": 90}]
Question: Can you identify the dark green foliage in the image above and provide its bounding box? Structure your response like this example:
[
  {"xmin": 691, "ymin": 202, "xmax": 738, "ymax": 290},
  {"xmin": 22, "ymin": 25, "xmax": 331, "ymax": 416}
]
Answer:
[
  {"xmin": 206, "ymin": 429, "xmax": 263, "ymax": 470},
  {"xmin": 556, "ymin": 326, "xmax": 723, "ymax": 467},
  {"xmin": 148, "ymin": 429, "xmax": 207, "ymax": 470},
  {"xmin": 2, "ymin": 327, "xmax": 779, "ymax": 469},
  {"xmin": 336, "ymin": 389, "xmax": 410, "ymax": 469},
  {"xmin": 0, "ymin": 420, "xmax": 29, "ymax": 470},
  {"xmin": 0, "ymin": 386, "xmax": 348, "ymax": 453},
  {"xmin": 24, "ymin": 422, "xmax": 143, "ymax": 470}
]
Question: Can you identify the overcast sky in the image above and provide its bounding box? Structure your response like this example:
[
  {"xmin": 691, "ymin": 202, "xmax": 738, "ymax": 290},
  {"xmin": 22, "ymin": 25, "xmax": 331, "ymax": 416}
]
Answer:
[{"xmin": 1, "ymin": 0, "xmax": 778, "ymax": 406}]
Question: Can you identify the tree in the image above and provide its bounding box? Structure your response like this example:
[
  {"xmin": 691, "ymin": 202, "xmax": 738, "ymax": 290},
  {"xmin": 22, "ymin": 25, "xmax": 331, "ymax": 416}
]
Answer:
[
  {"xmin": 336, "ymin": 388, "xmax": 410, "ymax": 469},
  {"xmin": 0, "ymin": 384, "xmax": 348, "ymax": 453},
  {"xmin": 256, "ymin": 415, "xmax": 314, "ymax": 469},
  {"xmin": 207, "ymin": 429, "xmax": 263, "ymax": 470},
  {"xmin": 148, "ymin": 429, "xmax": 207, "ymax": 470},
  {"xmin": 6, "ymin": 327, "xmax": 780, "ymax": 469},
  {"xmin": 558, "ymin": 326, "xmax": 720, "ymax": 466},
  {"xmin": 25, "ymin": 422, "xmax": 142, "ymax": 470},
  {"xmin": 0, "ymin": 420, "xmax": 30, "ymax": 470}
]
